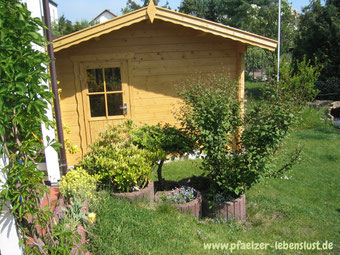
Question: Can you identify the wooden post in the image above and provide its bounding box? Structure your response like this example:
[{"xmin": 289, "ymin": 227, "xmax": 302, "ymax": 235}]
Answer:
[
  {"xmin": 238, "ymin": 44, "xmax": 246, "ymax": 115},
  {"xmin": 236, "ymin": 44, "xmax": 246, "ymax": 150}
]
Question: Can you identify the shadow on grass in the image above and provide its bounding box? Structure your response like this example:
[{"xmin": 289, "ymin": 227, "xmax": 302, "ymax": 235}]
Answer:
[
  {"xmin": 296, "ymin": 126, "xmax": 340, "ymax": 140},
  {"xmin": 318, "ymin": 154, "xmax": 339, "ymax": 162},
  {"xmin": 154, "ymin": 180, "xmax": 178, "ymax": 192},
  {"xmin": 155, "ymin": 176, "xmax": 210, "ymax": 193},
  {"xmin": 178, "ymin": 175, "xmax": 211, "ymax": 193}
]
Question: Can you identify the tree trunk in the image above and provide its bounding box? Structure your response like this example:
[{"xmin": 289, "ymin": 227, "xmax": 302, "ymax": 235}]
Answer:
[{"xmin": 157, "ymin": 159, "xmax": 164, "ymax": 187}]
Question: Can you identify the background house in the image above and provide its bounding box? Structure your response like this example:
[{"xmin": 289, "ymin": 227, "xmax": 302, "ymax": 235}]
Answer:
[
  {"xmin": 53, "ymin": 3, "xmax": 276, "ymax": 166},
  {"xmin": 91, "ymin": 9, "xmax": 116, "ymax": 24},
  {"xmin": 22, "ymin": 0, "xmax": 58, "ymax": 23}
]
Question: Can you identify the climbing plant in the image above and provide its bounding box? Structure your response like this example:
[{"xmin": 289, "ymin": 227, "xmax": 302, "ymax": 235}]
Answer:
[{"xmin": 0, "ymin": 0, "xmax": 79, "ymax": 253}]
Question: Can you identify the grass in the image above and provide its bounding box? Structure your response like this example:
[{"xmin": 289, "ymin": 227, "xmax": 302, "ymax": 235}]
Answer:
[
  {"xmin": 154, "ymin": 158, "xmax": 204, "ymax": 182},
  {"xmin": 88, "ymin": 82, "xmax": 340, "ymax": 254}
]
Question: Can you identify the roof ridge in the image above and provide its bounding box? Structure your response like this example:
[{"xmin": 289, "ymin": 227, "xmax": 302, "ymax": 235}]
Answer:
[{"xmin": 54, "ymin": 6, "xmax": 277, "ymax": 52}]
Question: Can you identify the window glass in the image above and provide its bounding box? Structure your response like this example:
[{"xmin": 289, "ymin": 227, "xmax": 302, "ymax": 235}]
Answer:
[
  {"xmin": 107, "ymin": 93, "xmax": 124, "ymax": 116},
  {"xmin": 105, "ymin": 68, "xmax": 122, "ymax": 91},
  {"xmin": 87, "ymin": 69, "xmax": 104, "ymax": 92},
  {"xmin": 89, "ymin": 95, "xmax": 106, "ymax": 117}
]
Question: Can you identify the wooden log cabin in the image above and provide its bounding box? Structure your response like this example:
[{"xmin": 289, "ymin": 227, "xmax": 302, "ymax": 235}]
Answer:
[{"xmin": 53, "ymin": 1, "xmax": 277, "ymax": 166}]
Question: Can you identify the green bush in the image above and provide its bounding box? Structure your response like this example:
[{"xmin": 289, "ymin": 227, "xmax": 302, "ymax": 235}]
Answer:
[
  {"xmin": 177, "ymin": 73, "xmax": 298, "ymax": 199},
  {"xmin": 59, "ymin": 167, "xmax": 98, "ymax": 202},
  {"xmin": 131, "ymin": 123, "xmax": 194, "ymax": 183},
  {"xmin": 80, "ymin": 122, "xmax": 154, "ymax": 192},
  {"xmin": 177, "ymin": 73, "xmax": 241, "ymax": 156},
  {"xmin": 278, "ymin": 57, "xmax": 321, "ymax": 104},
  {"xmin": 176, "ymin": 73, "xmax": 241, "ymax": 197}
]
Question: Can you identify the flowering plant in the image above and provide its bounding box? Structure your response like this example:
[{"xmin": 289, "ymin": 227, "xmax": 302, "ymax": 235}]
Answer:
[
  {"xmin": 160, "ymin": 186, "xmax": 196, "ymax": 204},
  {"xmin": 88, "ymin": 212, "xmax": 96, "ymax": 224},
  {"xmin": 59, "ymin": 167, "xmax": 98, "ymax": 203}
]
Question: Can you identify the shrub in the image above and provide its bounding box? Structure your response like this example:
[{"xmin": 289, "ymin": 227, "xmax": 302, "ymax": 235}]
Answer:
[
  {"xmin": 278, "ymin": 57, "xmax": 321, "ymax": 104},
  {"xmin": 131, "ymin": 123, "xmax": 194, "ymax": 184},
  {"xmin": 177, "ymin": 73, "xmax": 241, "ymax": 158},
  {"xmin": 176, "ymin": 73, "xmax": 241, "ymax": 197},
  {"xmin": 59, "ymin": 167, "xmax": 98, "ymax": 202},
  {"xmin": 80, "ymin": 122, "xmax": 154, "ymax": 192},
  {"xmin": 177, "ymin": 73, "xmax": 299, "ymax": 199}
]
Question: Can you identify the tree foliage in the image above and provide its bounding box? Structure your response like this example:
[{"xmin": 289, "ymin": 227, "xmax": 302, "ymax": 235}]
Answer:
[
  {"xmin": 179, "ymin": 0, "xmax": 296, "ymax": 43},
  {"xmin": 179, "ymin": 0, "xmax": 297, "ymax": 80},
  {"xmin": 122, "ymin": 0, "xmax": 170, "ymax": 14},
  {"xmin": 294, "ymin": 0, "xmax": 340, "ymax": 80},
  {"xmin": 52, "ymin": 15, "xmax": 94, "ymax": 38}
]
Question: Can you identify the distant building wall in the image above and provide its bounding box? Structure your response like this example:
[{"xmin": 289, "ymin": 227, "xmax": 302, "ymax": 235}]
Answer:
[
  {"xmin": 22, "ymin": 0, "xmax": 58, "ymax": 23},
  {"xmin": 93, "ymin": 10, "xmax": 116, "ymax": 24}
]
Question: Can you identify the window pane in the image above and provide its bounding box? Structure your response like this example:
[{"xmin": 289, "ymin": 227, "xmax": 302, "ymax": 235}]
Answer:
[
  {"xmin": 87, "ymin": 69, "xmax": 104, "ymax": 92},
  {"xmin": 89, "ymin": 95, "xmax": 106, "ymax": 117},
  {"xmin": 105, "ymin": 68, "xmax": 122, "ymax": 91},
  {"xmin": 107, "ymin": 93, "xmax": 123, "ymax": 116}
]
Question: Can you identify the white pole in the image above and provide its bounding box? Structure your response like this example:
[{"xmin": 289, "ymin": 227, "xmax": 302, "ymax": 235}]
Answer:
[
  {"xmin": 277, "ymin": 0, "xmax": 282, "ymax": 83},
  {"xmin": 29, "ymin": 0, "xmax": 61, "ymax": 185}
]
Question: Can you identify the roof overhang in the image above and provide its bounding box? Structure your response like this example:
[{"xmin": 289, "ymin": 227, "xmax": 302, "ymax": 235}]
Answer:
[{"xmin": 53, "ymin": 1, "xmax": 277, "ymax": 52}]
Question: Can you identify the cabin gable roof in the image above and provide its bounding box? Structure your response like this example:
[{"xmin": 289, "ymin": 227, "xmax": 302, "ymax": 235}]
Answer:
[{"xmin": 53, "ymin": 4, "xmax": 277, "ymax": 52}]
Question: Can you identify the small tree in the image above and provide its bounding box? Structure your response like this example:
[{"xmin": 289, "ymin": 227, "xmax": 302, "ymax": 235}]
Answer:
[
  {"xmin": 177, "ymin": 73, "xmax": 299, "ymax": 199},
  {"xmin": 131, "ymin": 123, "xmax": 194, "ymax": 186}
]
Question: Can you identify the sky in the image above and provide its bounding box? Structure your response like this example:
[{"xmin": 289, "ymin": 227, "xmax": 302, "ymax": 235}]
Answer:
[{"xmin": 56, "ymin": 0, "xmax": 311, "ymax": 23}]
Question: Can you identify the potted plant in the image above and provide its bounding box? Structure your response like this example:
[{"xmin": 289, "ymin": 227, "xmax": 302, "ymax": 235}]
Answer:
[
  {"xmin": 177, "ymin": 73, "xmax": 299, "ymax": 220},
  {"xmin": 80, "ymin": 122, "xmax": 155, "ymax": 201}
]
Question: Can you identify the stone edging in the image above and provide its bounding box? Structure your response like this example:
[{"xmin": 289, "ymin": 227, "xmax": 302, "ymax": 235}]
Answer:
[
  {"xmin": 155, "ymin": 190, "xmax": 202, "ymax": 218},
  {"xmin": 204, "ymin": 194, "xmax": 246, "ymax": 220}
]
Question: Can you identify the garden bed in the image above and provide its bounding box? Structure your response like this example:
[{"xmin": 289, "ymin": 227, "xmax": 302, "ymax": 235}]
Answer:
[
  {"xmin": 155, "ymin": 189, "xmax": 202, "ymax": 218},
  {"xmin": 53, "ymin": 197, "xmax": 90, "ymax": 255},
  {"xmin": 112, "ymin": 180, "xmax": 154, "ymax": 202}
]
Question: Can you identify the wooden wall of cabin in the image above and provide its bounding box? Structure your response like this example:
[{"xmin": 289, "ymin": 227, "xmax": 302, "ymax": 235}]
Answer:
[{"xmin": 55, "ymin": 19, "xmax": 246, "ymax": 166}]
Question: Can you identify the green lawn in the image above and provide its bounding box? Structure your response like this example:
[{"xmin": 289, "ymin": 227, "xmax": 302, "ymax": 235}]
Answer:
[
  {"xmin": 88, "ymin": 120, "xmax": 340, "ymax": 254},
  {"xmin": 88, "ymin": 83, "xmax": 340, "ymax": 254}
]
